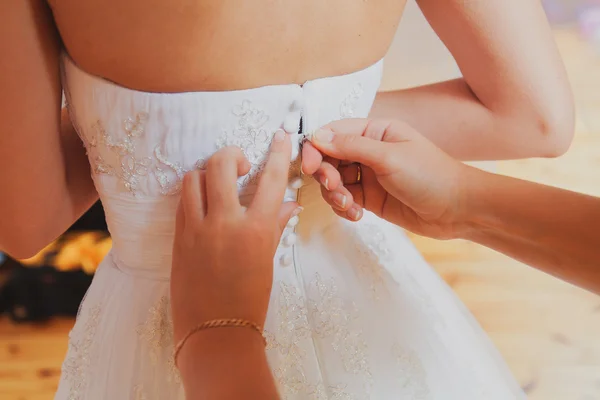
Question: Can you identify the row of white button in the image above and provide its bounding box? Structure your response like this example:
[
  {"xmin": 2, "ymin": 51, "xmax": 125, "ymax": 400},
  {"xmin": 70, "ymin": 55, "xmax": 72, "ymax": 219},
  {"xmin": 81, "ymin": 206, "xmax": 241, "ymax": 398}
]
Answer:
[
  {"xmin": 279, "ymin": 214, "xmax": 299, "ymax": 267},
  {"xmin": 279, "ymin": 98, "xmax": 303, "ymax": 267}
]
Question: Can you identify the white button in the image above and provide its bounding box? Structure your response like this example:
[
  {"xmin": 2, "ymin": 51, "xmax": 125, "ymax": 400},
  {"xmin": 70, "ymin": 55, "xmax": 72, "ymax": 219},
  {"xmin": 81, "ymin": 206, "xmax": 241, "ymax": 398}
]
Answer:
[
  {"xmin": 287, "ymin": 215, "xmax": 299, "ymax": 228},
  {"xmin": 283, "ymin": 115, "xmax": 300, "ymax": 134},
  {"xmin": 283, "ymin": 233, "xmax": 297, "ymax": 247},
  {"xmin": 289, "ymin": 177, "xmax": 304, "ymax": 190},
  {"xmin": 280, "ymin": 253, "xmax": 293, "ymax": 267}
]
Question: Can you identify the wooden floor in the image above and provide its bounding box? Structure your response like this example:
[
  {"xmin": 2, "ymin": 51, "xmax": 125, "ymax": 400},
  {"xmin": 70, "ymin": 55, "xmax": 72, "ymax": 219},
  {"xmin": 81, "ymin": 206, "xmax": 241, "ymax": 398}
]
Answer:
[{"xmin": 1, "ymin": 28, "xmax": 599, "ymax": 400}]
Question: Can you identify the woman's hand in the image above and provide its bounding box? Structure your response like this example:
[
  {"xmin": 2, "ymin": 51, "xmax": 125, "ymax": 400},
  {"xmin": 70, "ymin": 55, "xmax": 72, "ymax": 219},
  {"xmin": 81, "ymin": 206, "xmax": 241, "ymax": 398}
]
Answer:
[
  {"xmin": 304, "ymin": 119, "xmax": 600, "ymax": 295},
  {"xmin": 171, "ymin": 130, "xmax": 300, "ymax": 343},
  {"xmin": 302, "ymin": 118, "xmax": 468, "ymax": 239}
]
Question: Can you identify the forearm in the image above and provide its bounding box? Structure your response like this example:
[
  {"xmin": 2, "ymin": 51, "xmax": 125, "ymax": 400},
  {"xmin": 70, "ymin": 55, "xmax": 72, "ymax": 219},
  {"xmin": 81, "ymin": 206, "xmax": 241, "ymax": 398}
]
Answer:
[
  {"xmin": 177, "ymin": 329, "xmax": 279, "ymax": 399},
  {"xmin": 59, "ymin": 107, "xmax": 98, "ymax": 220},
  {"xmin": 370, "ymin": 79, "xmax": 568, "ymax": 161},
  {"xmin": 0, "ymin": 108, "xmax": 97, "ymax": 258},
  {"xmin": 460, "ymin": 167, "xmax": 600, "ymax": 293}
]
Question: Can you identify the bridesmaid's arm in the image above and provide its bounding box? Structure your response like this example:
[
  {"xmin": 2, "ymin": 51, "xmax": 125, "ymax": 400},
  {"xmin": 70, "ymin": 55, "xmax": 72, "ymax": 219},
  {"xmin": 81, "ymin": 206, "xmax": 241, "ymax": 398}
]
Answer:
[
  {"xmin": 370, "ymin": 0, "xmax": 575, "ymax": 161},
  {"xmin": 307, "ymin": 119, "xmax": 600, "ymax": 294},
  {"xmin": 460, "ymin": 167, "xmax": 600, "ymax": 294},
  {"xmin": 0, "ymin": 0, "xmax": 98, "ymax": 259},
  {"xmin": 177, "ymin": 329, "xmax": 279, "ymax": 400}
]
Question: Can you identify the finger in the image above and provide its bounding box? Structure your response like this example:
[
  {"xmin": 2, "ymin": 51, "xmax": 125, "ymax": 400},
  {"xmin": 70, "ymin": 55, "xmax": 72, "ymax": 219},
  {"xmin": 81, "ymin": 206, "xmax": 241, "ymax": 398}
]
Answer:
[
  {"xmin": 331, "ymin": 203, "xmax": 364, "ymax": 222},
  {"xmin": 324, "ymin": 118, "xmax": 413, "ymax": 142},
  {"xmin": 321, "ymin": 185, "xmax": 354, "ymax": 212},
  {"xmin": 205, "ymin": 146, "xmax": 247, "ymax": 213},
  {"xmin": 346, "ymin": 202, "xmax": 364, "ymax": 221},
  {"xmin": 345, "ymin": 184, "xmax": 365, "ymax": 209},
  {"xmin": 338, "ymin": 163, "xmax": 362, "ymax": 186},
  {"xmin": 238, "ymin": 157, "xmax": 252, "ymax": 176},
  {"xmin": 323, "ymin": 155, "xmax": 340, "ymax": 168},
  {"xmin": 310, "ymin": 119, "xmax": 415, "ymax": 173},
  {"xmin": 181, "ymin": 170, "xmax": 205, "ymax": 224},
  {"xmin": 310, "ymin": 124, "xmax": 386, "ymax": 168},
  {"xmin": 251, "ymin": 130, "xmax": 292, "ymax": 218},
  {"xmin": 319, "ymin": 184, "xmax": 346, "ymax": 210},
  {"xmin": 301, "ymin": 141, "xmax": 322, "ymax": 175},
  {"xmin": 277, "ymin": 202, "xmax": 302, "ymax": 233},
  {"xmin": 332, "ymin": 207, "xmax": 350, "ymax": 221},
  {"xmin": 313, "ymin": 161, "xmax": 342, "ymax": 191}
]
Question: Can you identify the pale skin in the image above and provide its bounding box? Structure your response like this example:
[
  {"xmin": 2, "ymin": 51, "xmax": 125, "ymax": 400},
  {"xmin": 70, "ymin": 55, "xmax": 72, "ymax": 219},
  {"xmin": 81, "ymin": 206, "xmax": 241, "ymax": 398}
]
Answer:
[{"xmin": 1, "ymin": 0, "xmax": 573, "ymax": 258}]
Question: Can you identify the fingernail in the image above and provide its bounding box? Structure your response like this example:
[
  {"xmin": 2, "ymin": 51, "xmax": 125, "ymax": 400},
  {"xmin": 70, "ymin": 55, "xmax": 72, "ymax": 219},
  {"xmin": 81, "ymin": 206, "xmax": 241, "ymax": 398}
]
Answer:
[
  {"xmin": 320, "ymin": 176, "xmax": 329, "ymax": 190},
  {"xmin": 348, "ymin": 205, "xmax": 362, "ymax": 221},
  {"xmin": 333, "ymin": 192, "xmax": 347, "ymax": 209},
  {"xmin": 273, "ymin": 129, "xmax": 285, "ymax": 143},
  {"xmin": 314, "ymin": 128, "xmax": 334, "ymax": 143},
  {"xmin": 292, "ymin": 206, "xmax": 304, "ymax": 217}
]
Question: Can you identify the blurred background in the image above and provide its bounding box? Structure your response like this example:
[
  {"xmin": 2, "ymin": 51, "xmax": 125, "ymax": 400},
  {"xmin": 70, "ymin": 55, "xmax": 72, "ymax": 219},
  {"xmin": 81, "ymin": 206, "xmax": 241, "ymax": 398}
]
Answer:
[{"xmin": 1, "ymin": 1, "xmax": 600, "ymax": 399}]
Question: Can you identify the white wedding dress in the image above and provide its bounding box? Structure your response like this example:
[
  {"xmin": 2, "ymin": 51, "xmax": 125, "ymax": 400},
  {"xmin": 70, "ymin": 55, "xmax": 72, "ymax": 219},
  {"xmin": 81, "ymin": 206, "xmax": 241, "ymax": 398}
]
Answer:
[{"xmin": 55, "ymin": 53, "xmax": 526, "ymax": 400}]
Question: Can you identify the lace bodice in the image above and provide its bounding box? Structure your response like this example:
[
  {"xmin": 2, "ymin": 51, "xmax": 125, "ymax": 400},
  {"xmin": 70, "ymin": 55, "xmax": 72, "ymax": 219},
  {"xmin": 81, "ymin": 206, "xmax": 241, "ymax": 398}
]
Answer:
[{"xmin": 61, "ymin": 54, "xmax": 383, "ymax": 277}]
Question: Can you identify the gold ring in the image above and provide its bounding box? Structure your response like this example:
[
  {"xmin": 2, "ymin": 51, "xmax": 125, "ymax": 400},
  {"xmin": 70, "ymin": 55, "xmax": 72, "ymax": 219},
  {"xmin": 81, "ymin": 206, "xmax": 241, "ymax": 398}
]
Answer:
[
  {"xmin": 340, "ymin": 163, "xmax": 362, "ymax": 185},
  {"xmin": 355, "ymin": 163, "xmax": 362, "ymax": 184}
]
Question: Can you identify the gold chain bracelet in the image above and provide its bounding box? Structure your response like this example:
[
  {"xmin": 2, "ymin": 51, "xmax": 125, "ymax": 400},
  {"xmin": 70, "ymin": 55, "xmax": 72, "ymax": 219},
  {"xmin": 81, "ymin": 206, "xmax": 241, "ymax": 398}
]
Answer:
[{"xmin": 173, "ymin": 318, "xmax": 266, "ymax": 367}]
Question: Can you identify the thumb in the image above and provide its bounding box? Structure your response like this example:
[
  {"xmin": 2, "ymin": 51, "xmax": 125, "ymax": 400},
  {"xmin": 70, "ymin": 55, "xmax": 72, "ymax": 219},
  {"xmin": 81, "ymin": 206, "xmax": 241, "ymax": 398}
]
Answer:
[
  {"xmin": 277, "ymin": 202, "xmax": 302, "ymax": 233},
  {"xmin": 310, "ymin": 127, "xmax": 389, "ymax": 170}
]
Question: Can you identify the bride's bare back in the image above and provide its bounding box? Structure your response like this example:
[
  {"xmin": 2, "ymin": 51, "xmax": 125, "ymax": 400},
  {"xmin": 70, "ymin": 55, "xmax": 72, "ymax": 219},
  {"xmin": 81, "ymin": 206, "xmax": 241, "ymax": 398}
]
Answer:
[{"xmin": 49, "ymin": 0, "xmax": 405, "ymax": 91}]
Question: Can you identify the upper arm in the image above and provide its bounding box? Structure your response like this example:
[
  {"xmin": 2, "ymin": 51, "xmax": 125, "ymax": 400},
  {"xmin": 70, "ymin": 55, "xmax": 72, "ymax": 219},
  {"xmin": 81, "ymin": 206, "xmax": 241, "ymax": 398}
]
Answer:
[
  {"xmin": 0, "ymin": 1, "xmax": 94, "ymax": 258},
  {"xmin": 417, "ymin": 0, "xmax": 574, "ymax": 142},
  {"xmin": 1, "ymin": 0, "xmax": 62, "ymax": 139}
]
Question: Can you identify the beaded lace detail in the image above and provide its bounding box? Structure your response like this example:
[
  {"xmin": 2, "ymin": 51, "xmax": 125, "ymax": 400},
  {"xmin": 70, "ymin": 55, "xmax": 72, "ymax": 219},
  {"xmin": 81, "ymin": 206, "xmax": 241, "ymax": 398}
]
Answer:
[
  {"xmin": 84, "ymin": 113, "xmax": 206, "ymax": 196},
  {"xmin": 89, "ymin": 114, "xmax": 153, "ymax": 195},
  {"xmin": 351, "ymin": 222, "xmax": 392, "ymax": 301},
  {"xmin": 265, "ymin": 276, "xmax": 374, "ymax": 399},
  {"xmin": 137, "ymin": 296, "xmax": 181, "ymax": 385},
  {"xmin": 392, "ymin": 343, "xmax": 431, "ymax": 399},
  {"xmin": 308, "ymin": 273, "xmax": 373, "ymax": 396},
  {"xmin": 61, "ymin": 305, "xmax": 102, "ymax": 400},
  {"xmin": 216, "ymin": 100, "xmax": 273, "ymax": 187},
  {"xmin": 264, "ymin": 281, "xmax": 313, "ymax": 398},
  {"xmin": 154, "ymin": 146, "xmax": 187, "ymax": 196},
  {"xmin": 340, "ymin": 84, "xmax": 364, "ymax": 118},
  {"xmin": 83, "ymin": 99, "xmax": 274, "ymax": 195},
  {"xmin": 78, "ymin": 78, "xmax": 364, "ymax": 196}
]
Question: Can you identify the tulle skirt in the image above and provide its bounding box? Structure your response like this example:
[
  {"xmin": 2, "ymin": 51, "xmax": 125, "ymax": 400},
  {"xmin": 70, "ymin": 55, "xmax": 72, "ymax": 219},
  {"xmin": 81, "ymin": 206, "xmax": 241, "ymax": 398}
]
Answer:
[{"xmin": 55, "ymin": 182, "xmax": 526, "ymax": 399}]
